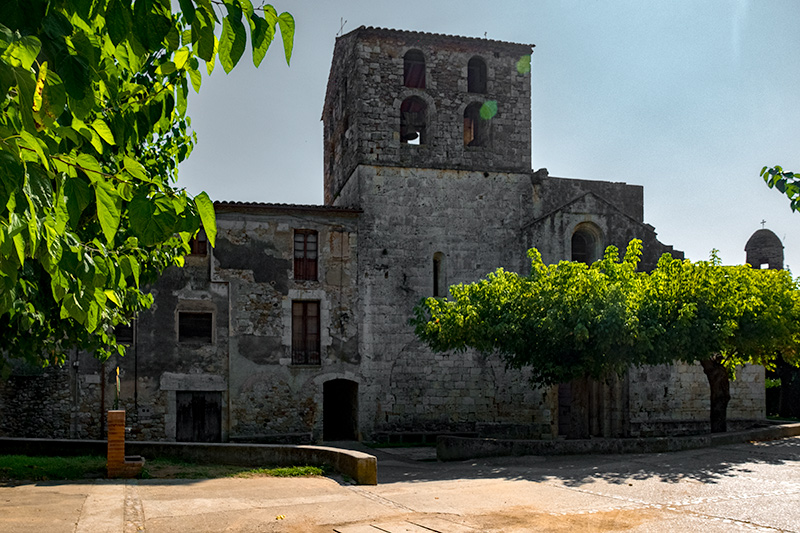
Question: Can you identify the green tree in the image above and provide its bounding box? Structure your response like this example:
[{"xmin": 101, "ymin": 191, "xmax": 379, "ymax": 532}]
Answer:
[
  {"xmin": 0, "ymin": 0, "xmax": 294, "ymax": 373},
  {"xmin": 412, "ymin": 241, "xmax": 800, "ymax": 434},
  {"xmin": 641, "ymin": 252, "xmax": 800, "ymax": 432},
  {"xmin": 762, "ymin": 165, "xmax": 800, "ymax": 211},
  {"xmin": 411, "ymin": 241, "xmax": 650, "ymax": 387}
]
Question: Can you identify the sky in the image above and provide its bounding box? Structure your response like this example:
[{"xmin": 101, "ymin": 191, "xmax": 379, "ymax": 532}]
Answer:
[{"xmin": 177, "ymin": 0, "xmax": 800, "ymax": 271}]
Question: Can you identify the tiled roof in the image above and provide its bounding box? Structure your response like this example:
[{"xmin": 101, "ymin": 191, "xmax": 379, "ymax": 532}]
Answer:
[{"xmin": 344, "ymin": 26, "xmax": 535, "ymax": 50}]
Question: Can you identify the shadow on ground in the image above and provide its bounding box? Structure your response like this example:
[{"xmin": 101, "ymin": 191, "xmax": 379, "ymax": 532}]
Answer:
[{"xmin": 338, "ymin": 437, "xmax": 800, "ymax": 487}]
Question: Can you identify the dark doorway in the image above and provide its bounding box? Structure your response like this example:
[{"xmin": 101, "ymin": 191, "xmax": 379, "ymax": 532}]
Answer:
[
  {"xmin": 323, "ymin": 379, "xmax": 358, "ymax": 441},
  {"xmin": 176, "ymin": 391, "xmax": 222, "ymax": 442}
]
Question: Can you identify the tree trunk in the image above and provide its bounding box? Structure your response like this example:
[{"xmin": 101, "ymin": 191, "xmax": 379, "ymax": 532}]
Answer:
[
  {"xmin": 777, "ymin": 359, "xmax": 800, "ymax": 419},
  {"xmin": 700, "ymin": 358, "xmax": 730, "ymax": 433}
]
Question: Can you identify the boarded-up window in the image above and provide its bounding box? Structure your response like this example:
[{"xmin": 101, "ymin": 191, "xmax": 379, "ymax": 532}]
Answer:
[
  {"xmin": 467, "ymin": 56, "xmax": 487, "ymax": 93},
  {"xmin": 189, "ymin": 229, "xmax": 208, "ymax": 256},
  {"xmin": 292, "ymin": 301, "xmax": 320, "ymax": 365},
  {"xmin": 178, "ymin": 312, "xmax": 213, "ymax": 344},
  {"xmin": 404, "ymin": 49, "xmax": 425, "ymax": 88},
  {"xmin": 294, "ymin": 230, "xmax": 318, "ymax": 280}
]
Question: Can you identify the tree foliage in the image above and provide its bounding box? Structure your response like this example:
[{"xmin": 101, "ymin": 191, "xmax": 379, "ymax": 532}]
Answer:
[
  {"xmin": 412, "ymin": 241, "xmax": 800, "ymax": 432},
  {"xmin": 412, "ymin": 241, "xmax": 649, "ymax": 386},
  {"xmin": 0, "ymin": 0, "xmax": 294, "ymax": 372},
  {"xmin": 762, "ymin": 165, "xmax": 800, "ymax": 211}
]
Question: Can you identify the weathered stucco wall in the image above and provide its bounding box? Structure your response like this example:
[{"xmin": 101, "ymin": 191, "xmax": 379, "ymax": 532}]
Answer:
[{"xmin": 211, "ymin": 206, "xmax": 360, "ymax": 442}]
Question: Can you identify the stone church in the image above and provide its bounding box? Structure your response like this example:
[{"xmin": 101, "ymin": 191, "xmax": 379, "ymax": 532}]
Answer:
[{"xmin": 0, "ymin": 27, "xmax": 766, "ymax": 443}]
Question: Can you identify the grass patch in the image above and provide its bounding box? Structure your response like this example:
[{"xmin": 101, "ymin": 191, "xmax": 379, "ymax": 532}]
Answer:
[
  {"xmin": 0, "ymin": 455, "xmax": 327, "ymax": 481},
  {"xmin": 142, "ymin": 458, "xmax": 328, "ymax": 479},
  {"xmin": 0, "ymin": 455, "xmax": 106, "ymax": 481}
]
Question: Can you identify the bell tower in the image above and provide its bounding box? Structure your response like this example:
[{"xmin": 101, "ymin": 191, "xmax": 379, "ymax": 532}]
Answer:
[{"xmin": 322, "ymin": 26, "xmax": 534, "ymax": 205}]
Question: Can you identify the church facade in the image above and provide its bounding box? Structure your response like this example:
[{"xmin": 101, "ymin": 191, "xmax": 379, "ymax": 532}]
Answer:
[{"xmin": 0, "ymin": 27, "xmax": 766, "ymax": 443}]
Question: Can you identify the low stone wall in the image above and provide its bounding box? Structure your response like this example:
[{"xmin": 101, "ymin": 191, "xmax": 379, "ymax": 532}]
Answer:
[
  {"xmin": 437, "ymin": 422, "xmax": 800, "ymax": 462},
  {"xmin": 0, "ymin": 438, "xmax": 377, "ymax": 485}
]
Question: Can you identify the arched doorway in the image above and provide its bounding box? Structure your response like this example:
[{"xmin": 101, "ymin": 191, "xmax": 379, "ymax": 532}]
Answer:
[{"xmin": 323, "ymin": 379, "xmax": 359, "ymax": 441}]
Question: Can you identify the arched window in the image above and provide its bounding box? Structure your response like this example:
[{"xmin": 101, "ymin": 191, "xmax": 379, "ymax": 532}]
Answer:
[
  {"xmin": 433, "ymin": 252, "xmax": 445, "ymax": 297},
  {"xmin": 404, "ymin": 49, "xmax": 426, "ymax": 88},
  {"xmin": 467, "ymin": 56, "xmax": 487, "ymax": 93},
  {"xmin": 571, "ymin": 224, "xmax": 602, "ymax": 264},
  {"xmin": 463, "ymin": 102, "xmax": 488, "ymax": 147},
  {"xmin": 400, "ymin": 96, "xmax": 427, "ymax": 145}
]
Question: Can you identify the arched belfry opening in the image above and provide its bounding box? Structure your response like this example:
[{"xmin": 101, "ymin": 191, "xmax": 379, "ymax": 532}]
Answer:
[
  {"xmin": 400, "ymin": 96, "xmax": 428, "ymax": 145},
  {"xmin": 467, "ymin": 56, "xmax": 487, "ymax": 93},
  {"xmin": 323, "ymin": 379, "xmax": 359, "ymax": 441},
  {"xmin": 463, "ymin": 103, "xmax": 489, "ymax": 147},
  {"xmin": 403, "ymin": 49, "xmax": 426, "ymax": 88},
  {"xmin": 571, "ymin": 223, "xmax": 603, "ymax": 264}
]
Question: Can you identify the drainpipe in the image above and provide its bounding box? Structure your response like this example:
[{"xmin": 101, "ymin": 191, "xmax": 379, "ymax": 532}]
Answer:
[{"xmin": 100, "ymin": 361, "xmax": 106, "ymax": 438}]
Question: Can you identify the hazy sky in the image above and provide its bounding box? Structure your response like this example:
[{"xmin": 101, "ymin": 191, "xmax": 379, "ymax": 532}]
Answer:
[{"xmin": 178, "ymin": 0, "xmax": 800, "ymax": 270}]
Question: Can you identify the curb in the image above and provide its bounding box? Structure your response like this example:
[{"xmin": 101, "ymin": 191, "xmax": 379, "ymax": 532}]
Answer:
[{"xmin": 436, "ymin": 422, "xmax": 800, "ymax": 461}]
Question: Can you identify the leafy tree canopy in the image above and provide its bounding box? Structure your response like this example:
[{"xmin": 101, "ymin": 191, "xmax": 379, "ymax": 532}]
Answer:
[
  {"xmin": 412, "ymin": 240, "xmax": 650, "ymax": 386},
  {"xmin": 412, "ymin": 241, "xmax": 800, "ymax": 432},
  {"xmin": 0, "ymin": 0, "xmax": 294, "ymax": 373}
]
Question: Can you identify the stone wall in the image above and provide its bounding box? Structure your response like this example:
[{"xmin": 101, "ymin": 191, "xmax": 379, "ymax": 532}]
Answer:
[
  {"xmin": 628, "ymin": 362, "xmax": 765, "ymax": 436},
  {"xmin": 334, "ymin": 164, "xmax": 553, "ymax": 438}
]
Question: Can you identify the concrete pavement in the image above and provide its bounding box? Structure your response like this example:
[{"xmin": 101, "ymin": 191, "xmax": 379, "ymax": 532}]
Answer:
[{"xmin": 2, "ymin": 436, "xmax": 800, "ymax": 532}]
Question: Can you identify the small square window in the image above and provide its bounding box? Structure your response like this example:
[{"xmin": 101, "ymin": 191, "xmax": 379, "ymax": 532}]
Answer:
[
  {"xmin": 114, "ymin": 322, "xmax": 135, "ymax": 345},
  {"xmin": 178, "ymin": 312, "xmax": 213, "ymax": 344}
]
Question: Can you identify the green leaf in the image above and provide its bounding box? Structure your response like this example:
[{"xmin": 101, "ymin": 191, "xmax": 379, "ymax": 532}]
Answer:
[
  {"xmin": 218, "ymin": 14, "xmax": 246, "ymax": 73},
  {"xmin": 177, "ymin": 76, "xmax": 188, "ymax": 115},
  {"xmin": 178, "ymin": 0, "xmax": 196, "ymax": 24},
  {"xmin": 277, "ymin": 11, "xmax": 295, "ymax": 66},
  {"xmin": 64, "ymin": 176, "xmax": 92, "ymax": 227},
  {"xmin": 250, "ymin": 15, "xmax": 273, "ymax": 68},
  {"xmin": 105, "ymin": 289, "xmax": 122, "ymax": 306},
  {"xmin": 95, "ymin": 179, "xmax": 122, "ymax": 243},
  {"xmin": 187, "ymin": 58, "xmax": 202, "ymax": 91},
  {"xmin": 106, "ymin": 0, "xmax": 133, "ymax": 47},
  {"xmin": 155, "ymin": 60, "xmax": 177, "ymax": 76},
  {"xmin": 133, "ymin": 0, "xmax": 172, "ymax": 50},
  {"xmin": 91, "ymin": 119, "xmax": 115, "ymax": 145},
  {"xmin": 19, "ymin": 130, "xmax": 49, "ymax": 170},
  {"xmin": 1, "ymin": 34, "xmax": 41, "ymax": 70},
  {"xmin": 174, "ymin": 47, "xmax": 190, "ymax": 69},
  {"xmin": 194, "ymin": 191, "xmax": 216, "ymax": 247}
]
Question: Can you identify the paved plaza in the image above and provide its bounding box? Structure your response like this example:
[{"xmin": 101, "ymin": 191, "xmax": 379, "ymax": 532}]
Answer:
[{"xmin": 2, "ymin": 437, "xmax": 799, "ymax": 532}]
